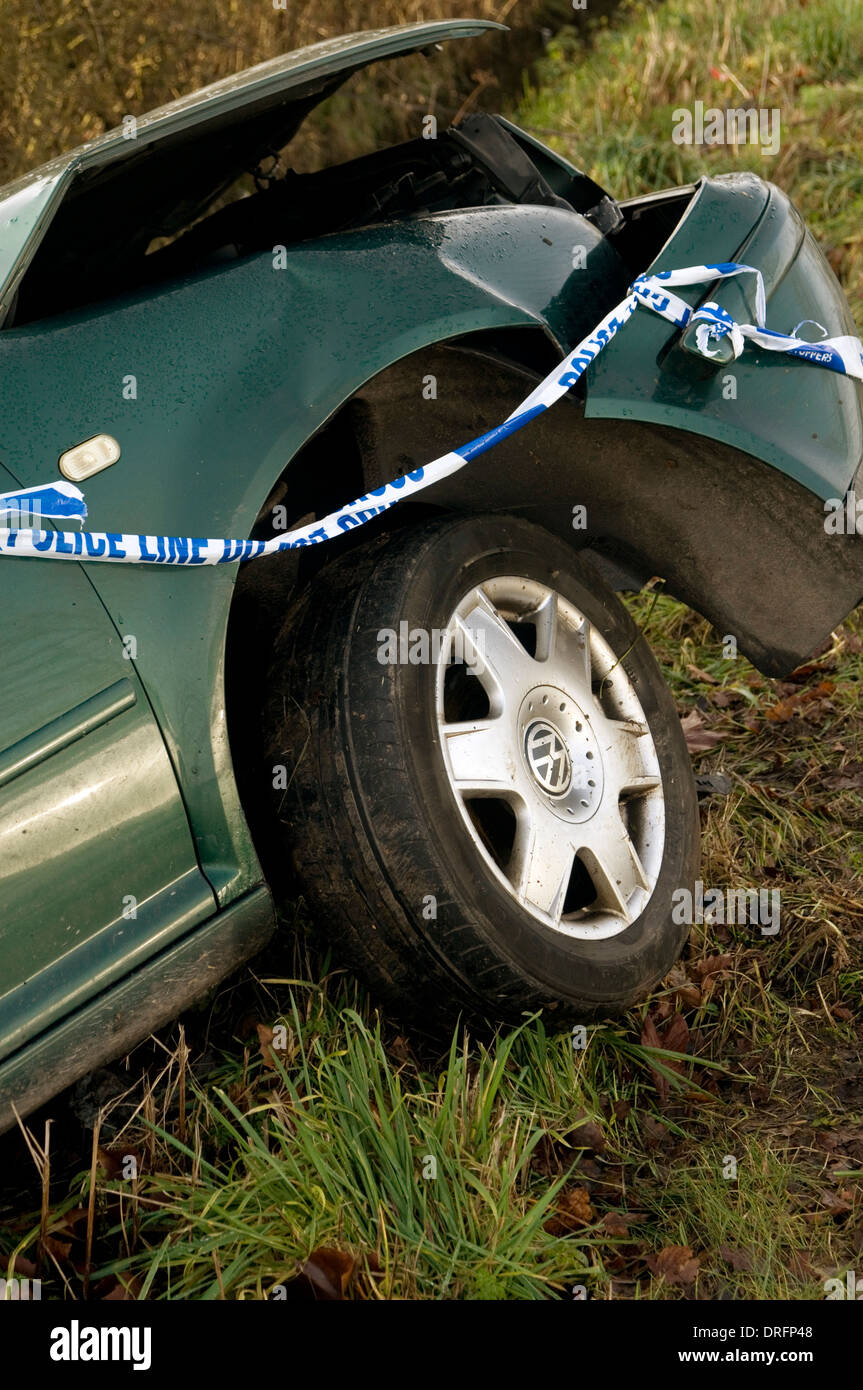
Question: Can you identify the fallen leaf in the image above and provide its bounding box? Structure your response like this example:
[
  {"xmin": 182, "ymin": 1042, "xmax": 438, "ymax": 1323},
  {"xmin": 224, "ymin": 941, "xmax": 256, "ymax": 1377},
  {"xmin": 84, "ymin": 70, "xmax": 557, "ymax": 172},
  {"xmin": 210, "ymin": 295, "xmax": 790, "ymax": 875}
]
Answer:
[
  {"xmin": 640, "ymin": 1016, "xmax": 668, "ymax": 1104},
  {"xmin": 97, "ymin": 1147, "xmax": 142, "ymax": 1181},
  {"xmin": 692, "ymin": 953, "xmax": 733, "ymax": 980},
  {"xmin": 389, "ymin": 1035, "xmax": 413, "ymax": 1065},
  {"xmin": 568, "ymin": 1119, "xmax": 605, "ymax": 1154},
  {"xmin": 661, "ymin": 1012, "xmax": 690, "ymax": 1059},
  {"xmin": 296, "ymin": 1248, "xmax": 355, "ymax": 1300},
  {"xmin": 819, "ymin": 1190, "xmax": 853, "ymax": 1217},
  {"xmin": 823, "ymin": 766, "xmax": 863, "ymax": 791},
  {"xmin": 648, "ymin": 1244, "xmax": 700, "ymax": 1285},
  {"xmin": 719, "ymin": 1245, "xmax": 752, "ymax": 1272},
  {"xmin": 681, "ymin": 710, "xmax": 725, "ymax": 752},
  {"xmin": 639, "ymin": 1113, "xmax": 668, "ymax": 1149},
  {"xmin": 765, "ymin": 702, "xmax": 792, "ymax": 723},
  {"xmin": 256, "ymin": 1022, "xmax": 278, "ymax": 1069},
  {"xmin": 544, "ymin": 1186, "xmax": 593, "ymax": 1235},
  {"xmin": 102, "ymin": 1277, "xmax": 142, "ymax": 1300},
  {"xmin": 766, "ymin": 680, "xmax": 835, "ymax": 723},
  {"xmin": 603, "ymin": 1211, "xmax": 632, "ymax": 1236},
  {"xmin": 641, "ymin": 1012, "xmax": 690, "ymax": 1102},
  {"xmin": 786, "ymin": 660, "xmax": 835, "ymax": 683},
  {"xmin": 667, "ymin": 965, "xmax": 701, "ymax": 1008},
  {"xmin": 711, "ymin": 690, "xmax": 740, "ymax": 708}
]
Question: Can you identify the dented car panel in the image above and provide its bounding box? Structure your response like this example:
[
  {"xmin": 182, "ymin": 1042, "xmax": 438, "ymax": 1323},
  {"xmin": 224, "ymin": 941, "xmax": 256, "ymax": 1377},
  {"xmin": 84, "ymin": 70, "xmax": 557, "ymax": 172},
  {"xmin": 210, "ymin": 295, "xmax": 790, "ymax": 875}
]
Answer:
[
  {"xmin": 0, "ymin": 203, "xmax": 625, "ymax": 908},
  {"xmin": 588, "ymin": 176, "xmax": 863, "ymax": 499}
]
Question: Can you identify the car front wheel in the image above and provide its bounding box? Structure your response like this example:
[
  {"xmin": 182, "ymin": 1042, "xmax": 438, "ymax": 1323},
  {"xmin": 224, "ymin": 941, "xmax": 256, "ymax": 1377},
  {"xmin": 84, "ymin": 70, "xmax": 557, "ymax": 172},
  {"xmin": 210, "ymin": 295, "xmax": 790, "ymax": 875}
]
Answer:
[{"xmin": 261, "ymin": 513, "xmax": 699, "ymax": 1030}]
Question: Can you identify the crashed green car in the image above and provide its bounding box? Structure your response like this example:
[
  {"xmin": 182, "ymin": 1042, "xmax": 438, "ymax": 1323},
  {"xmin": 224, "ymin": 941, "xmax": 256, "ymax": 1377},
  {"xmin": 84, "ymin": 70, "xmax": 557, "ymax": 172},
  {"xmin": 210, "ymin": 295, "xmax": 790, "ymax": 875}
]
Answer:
[{"xmin": 1, "ymin": 19, "xmax": 861, "ymax": 1130}]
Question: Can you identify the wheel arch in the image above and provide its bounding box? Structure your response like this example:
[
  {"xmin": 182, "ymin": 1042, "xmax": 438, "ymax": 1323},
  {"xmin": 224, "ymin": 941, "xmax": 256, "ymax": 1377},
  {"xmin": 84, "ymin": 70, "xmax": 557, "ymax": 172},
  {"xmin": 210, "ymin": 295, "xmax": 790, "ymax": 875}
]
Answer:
[{"xmin": 227, "ymin": 328, "xmax": 863, "ymax": 710}]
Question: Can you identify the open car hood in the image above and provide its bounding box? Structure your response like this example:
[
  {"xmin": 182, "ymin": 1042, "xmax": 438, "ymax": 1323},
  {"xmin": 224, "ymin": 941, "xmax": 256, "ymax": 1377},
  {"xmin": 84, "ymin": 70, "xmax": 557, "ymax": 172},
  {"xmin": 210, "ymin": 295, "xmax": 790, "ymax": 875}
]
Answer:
[{"xmin": 0, "ymin": 19, "xmax": 504, "ymax": 324}]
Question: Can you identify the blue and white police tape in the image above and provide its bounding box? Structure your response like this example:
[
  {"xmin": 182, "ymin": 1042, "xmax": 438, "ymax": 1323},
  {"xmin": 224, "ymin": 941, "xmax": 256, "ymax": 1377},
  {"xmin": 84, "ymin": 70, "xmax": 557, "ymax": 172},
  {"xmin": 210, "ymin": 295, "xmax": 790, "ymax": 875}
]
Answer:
[
  {"xmin": 1, "ymin": 261, "xmax": 861, "ymax": 566},
  {"xmin": 631, "ymin": 262, "xmax": 863, "ymax": 375}
]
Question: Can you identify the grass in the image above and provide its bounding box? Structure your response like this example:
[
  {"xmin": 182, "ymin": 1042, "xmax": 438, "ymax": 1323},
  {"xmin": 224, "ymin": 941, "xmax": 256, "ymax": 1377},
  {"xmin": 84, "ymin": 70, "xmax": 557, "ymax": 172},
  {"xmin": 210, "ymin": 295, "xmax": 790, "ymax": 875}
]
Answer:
[
  {"xmin": 88, "ymin": 1013, "xmax": 594, "ymax": 1301},
  {"xmin": 0, "ymin": 0, "xmax": 573, "ymax": 185},
  {"xmin": 515, "ymin": 0, "xmax": 863, "ymax": 321},
  {"xmin": 1, "ymin": 0, "xmax": 862, "ymax": 1300}
]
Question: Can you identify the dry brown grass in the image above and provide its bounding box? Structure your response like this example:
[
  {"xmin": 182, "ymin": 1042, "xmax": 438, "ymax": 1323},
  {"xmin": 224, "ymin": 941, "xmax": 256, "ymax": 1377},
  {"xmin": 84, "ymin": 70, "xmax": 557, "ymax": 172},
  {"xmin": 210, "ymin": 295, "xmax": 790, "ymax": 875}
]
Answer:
[{"xmin": 0, "ymin": 0, "xmax": 568, "ymax": 184}]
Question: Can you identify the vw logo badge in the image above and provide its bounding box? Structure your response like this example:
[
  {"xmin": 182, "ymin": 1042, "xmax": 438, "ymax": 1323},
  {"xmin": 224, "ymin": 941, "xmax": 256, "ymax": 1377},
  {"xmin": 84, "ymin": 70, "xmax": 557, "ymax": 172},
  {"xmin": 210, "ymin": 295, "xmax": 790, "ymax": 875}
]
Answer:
[{"xmin": 524, "ymin": 720, "xmax": 572, "ymax": 796}]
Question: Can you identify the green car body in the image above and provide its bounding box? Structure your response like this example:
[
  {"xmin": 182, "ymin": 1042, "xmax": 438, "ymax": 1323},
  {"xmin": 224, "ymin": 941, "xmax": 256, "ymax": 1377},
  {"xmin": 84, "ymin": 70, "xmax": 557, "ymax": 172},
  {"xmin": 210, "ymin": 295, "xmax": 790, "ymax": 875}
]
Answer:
[{"xmin": 1, "ymin": 19, "xmax": 861, "ymax": 1129}]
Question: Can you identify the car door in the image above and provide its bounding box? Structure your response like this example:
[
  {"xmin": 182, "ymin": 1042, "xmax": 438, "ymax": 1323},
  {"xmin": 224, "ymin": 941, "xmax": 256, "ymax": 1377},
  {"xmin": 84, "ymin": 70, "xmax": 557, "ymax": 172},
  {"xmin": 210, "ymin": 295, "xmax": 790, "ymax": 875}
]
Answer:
[{"xmin": 0, "ymin": 458, "xmax": 216, "ymax": 1062}]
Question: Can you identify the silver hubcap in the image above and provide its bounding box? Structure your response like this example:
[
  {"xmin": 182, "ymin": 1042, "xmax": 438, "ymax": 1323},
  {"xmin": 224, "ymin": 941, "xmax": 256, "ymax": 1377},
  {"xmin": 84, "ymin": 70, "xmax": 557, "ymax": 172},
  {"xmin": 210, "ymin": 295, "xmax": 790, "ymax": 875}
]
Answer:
[
  {"xmin": 524, "ymin": 717, "xmax": 572, "ymax": 796},
  {"xmin": 435, "ymin": 577, "xmax": 665, "ymax": 940}
]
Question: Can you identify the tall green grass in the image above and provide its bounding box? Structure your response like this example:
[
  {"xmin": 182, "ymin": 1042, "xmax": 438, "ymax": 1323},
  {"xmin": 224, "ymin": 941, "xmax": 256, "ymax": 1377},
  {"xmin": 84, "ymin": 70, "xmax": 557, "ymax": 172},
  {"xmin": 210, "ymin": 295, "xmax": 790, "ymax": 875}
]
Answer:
[{"xmin": 517, "ymin": 0, "xmax": 863, "ymax": 320}]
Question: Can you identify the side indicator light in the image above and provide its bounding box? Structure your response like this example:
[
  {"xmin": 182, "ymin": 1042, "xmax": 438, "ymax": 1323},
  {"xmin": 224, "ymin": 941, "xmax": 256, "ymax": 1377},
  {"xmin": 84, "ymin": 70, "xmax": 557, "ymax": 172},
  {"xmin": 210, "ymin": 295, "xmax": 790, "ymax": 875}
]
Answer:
[{"xmin": 59, "ymin": 434, "xmax": 121, "ymax": 482}]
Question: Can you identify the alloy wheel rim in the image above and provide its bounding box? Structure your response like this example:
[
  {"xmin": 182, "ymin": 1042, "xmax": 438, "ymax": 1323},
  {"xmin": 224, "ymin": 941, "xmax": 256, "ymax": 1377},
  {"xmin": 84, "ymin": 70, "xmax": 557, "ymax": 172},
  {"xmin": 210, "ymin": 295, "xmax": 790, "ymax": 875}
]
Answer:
[{"xmin": 434, "ymin": 576, "xmax": 666, "ymax": 940}]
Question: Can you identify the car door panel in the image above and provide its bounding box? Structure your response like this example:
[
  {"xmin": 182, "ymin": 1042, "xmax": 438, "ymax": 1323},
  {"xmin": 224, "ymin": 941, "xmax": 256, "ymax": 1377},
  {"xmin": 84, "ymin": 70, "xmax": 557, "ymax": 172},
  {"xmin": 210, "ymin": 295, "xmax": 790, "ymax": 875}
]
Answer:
[{"xmin": 0, "ymin": 460, "xmax": 216, "ymax": 1058}]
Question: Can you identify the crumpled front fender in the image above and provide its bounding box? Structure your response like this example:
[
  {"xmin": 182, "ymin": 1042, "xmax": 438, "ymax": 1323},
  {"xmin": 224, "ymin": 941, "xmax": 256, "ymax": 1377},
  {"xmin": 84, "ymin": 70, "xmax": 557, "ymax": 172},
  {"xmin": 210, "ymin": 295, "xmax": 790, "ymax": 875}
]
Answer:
[
  {"xmin": 587, "ymin": 173, "xmax": 863, "ymax": 500},
  {"xmin": 0, "ymin": 200, "xmax": 625, "ymax": 906}
]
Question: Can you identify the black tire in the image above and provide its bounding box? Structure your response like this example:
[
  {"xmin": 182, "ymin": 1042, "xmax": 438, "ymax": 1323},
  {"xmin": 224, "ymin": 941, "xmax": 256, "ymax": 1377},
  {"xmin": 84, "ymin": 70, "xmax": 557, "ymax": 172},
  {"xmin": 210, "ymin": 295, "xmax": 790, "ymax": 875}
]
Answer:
[{"xmin": 260, "ymin": 514, "xmax": 699, "ymax": 1031}]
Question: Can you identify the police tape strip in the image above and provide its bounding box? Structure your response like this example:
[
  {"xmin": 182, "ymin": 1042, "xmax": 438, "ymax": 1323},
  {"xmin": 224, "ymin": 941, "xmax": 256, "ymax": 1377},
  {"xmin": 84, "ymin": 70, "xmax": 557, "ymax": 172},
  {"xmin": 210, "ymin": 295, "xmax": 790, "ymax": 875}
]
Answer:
[{"xmin": 1, "ymin": 261, "xmax": 861, "ymax": 566}]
